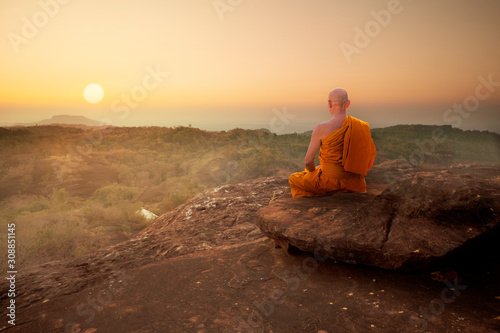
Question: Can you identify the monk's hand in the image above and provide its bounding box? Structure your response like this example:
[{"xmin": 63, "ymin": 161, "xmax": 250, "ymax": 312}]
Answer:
[{"xmin": 305, "ymin": 161, "xmax": 315, "ymax": 172}]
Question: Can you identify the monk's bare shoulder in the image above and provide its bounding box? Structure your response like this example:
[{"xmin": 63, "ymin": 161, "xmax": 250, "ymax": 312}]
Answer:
[
  {"xmin": 312, "ymin": 121, "xmax": 330, "ymax": 136},
  {"xmin": 313, "ymin": 120, "xmax": 340, "ymax": 140}
]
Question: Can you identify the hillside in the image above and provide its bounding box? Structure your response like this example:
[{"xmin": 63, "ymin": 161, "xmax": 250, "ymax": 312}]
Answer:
[
  {"xmin": 0, "ymin": 124, "xmax": 499, "ymax": 269},
  {"xmin": 371, "ymin": 125, "xmax": 500, "ymax": 165}
]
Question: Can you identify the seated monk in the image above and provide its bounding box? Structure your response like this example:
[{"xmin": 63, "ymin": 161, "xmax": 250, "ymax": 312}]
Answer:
[{"xmin": 289, "ymin": 88, "xmax": 376, "ymax": 198}]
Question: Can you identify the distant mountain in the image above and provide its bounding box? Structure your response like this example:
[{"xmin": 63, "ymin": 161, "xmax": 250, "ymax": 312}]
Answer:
[
  {"xmin": 9, "ymin": 115, "xmax": 106, "ymax": 127},
  {"xmin": 37, "ymin": 115, "xmax": 103, "ymax": 126}
]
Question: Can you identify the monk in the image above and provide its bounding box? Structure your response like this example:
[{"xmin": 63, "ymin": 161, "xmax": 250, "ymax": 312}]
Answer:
[{"xmin": 289, "ymin": 88, "xmax": 376, "ymax": 198}]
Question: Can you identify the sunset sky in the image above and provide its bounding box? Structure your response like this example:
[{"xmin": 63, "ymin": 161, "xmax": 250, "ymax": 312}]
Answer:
[{"xmin": 1, "ymin": 0, "xmax": 499, "ymax": 132}]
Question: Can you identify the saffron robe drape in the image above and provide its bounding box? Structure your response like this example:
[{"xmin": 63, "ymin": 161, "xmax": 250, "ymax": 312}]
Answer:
[{"xmin": 289, "ymin": 115, "xmax": 376, "ymax": 198}]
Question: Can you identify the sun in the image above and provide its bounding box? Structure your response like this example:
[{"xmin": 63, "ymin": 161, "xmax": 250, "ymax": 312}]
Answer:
[{"xmin": 83, "ymin": 83, "xmax": 104, "ymax": 104}]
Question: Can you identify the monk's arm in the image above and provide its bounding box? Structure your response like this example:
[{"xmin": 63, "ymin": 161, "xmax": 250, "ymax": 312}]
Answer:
[{"xmin": 304, "ymin": 126, "xmax": 322, "ymax": 172}]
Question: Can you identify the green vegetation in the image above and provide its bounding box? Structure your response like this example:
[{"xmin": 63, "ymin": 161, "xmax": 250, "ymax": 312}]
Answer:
[
  {"xmin": 0, "ymin": 124, "xmax": 498, "ymax": 269},
  {"xmin": 371, "ymin": 125, "xmax": 500, "ymax": 165}
]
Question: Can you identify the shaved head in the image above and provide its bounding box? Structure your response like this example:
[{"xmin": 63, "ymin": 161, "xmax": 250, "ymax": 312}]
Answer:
[{"xmin": 328, "ymin": 88, "xmax": 349, "ymax": 108}]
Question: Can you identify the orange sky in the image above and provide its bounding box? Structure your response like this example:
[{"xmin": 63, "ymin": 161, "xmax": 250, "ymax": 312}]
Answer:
[{"xmin": 1, "ymin": 0, "xmax": 499, "ymax": 132}]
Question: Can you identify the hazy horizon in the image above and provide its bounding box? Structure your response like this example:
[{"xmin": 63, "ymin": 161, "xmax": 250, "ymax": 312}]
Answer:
[
  {"xmin": 1, "ymin": 0, "xmax": 500, "ymax": 133},
  {"xmin": 2, "ymin": 102, "xmax": 500, "ymax": 134}
]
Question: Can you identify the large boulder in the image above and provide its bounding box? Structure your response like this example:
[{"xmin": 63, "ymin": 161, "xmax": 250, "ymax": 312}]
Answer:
[{"xmin": 257, "ymin": 164, "xmax": 500, "ymax": 270}]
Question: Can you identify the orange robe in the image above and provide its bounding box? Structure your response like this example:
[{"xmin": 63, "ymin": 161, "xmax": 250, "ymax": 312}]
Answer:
[{"xmin": 289, "ymin": 115, "xmax": 376, "ymax": 198}]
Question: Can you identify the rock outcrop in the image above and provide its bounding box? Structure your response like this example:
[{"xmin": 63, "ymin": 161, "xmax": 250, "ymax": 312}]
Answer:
[
  {"xmin": 1, "ymin": 163, "xmax": 499, "ymax": 333},
  {"xmin": 2, "ymin": 177, "xmax": 289, "ymax": 311},
  {"xmin": 257, "ymin": 164, "xmax": 500, "ymax": 270}
]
